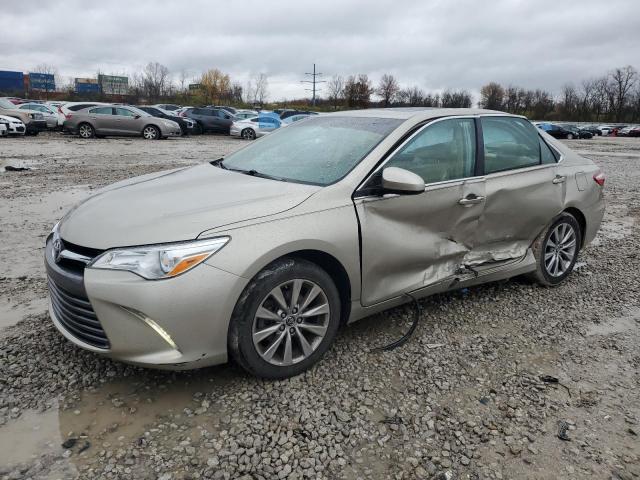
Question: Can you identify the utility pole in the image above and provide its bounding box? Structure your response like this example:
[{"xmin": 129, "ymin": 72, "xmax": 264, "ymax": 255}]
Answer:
[{"xmin": 301, "ymin": 63, "xmax": 326, "ymax": 107}]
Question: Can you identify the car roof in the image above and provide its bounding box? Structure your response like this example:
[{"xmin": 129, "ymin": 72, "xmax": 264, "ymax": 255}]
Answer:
[{"xmin": 324, "ymin": 107, "xmax": 508, "ymax": 120}]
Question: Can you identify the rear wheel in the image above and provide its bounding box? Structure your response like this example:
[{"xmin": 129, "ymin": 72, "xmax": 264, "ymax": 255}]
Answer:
[
  {"xmin": 567, "ymin": 133, "xmax": 574, "ymax": 140},
  {"xmin": 78, "ymin": 123, "xmax": 94, "ymax": 139},
  {"xmin": 529, "ymin": 213, "xmax": 581, "ymax": 286},
  {"xmin": 228, "ymin": 258, "xmax": 341, "ymax": 378},
  {"xmin": 241, "ymin": 128, "xmax": 256, "ymax": 140},
  {"xmin": 193, "ymin": 122, "xmax": 203, "ymax": 135},
  {"xmin": 142, "ymin": 125, "xmax": 160, "ymax": 140}
]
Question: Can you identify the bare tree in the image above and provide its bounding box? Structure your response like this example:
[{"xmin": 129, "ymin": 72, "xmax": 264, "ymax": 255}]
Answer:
[
  {"xmin": 200, "ymin": 68, "xmax": 231, "ymax": 104},
  {"xmin": 142, "ymin": 62, "xmax": 170, "ymax": 99},
  {"xmin": 343, "ymin": 74, "xmax": 373, "ymax": 108},
  {"xmin": 479, "ymin": 82, "xmax": 505, "ymax": 110},
  {"xmin": 249, "ymin": 73, "xmax": 269, "ymax": 106},
  {"xmin": 441, "ymin": 89, "xmax": 473, "ymax": 108},
  {"xmin": 327, "ymin": 75, "xmax": 344, "ymax": 110},
  {"xmin": 558, "ymin": 83, "xmax": 579, "ymax": 120},
  {"xmin": 377, "ymin": 74, "xmax": 399, "ymax": 107},
  {"xmin": 608, "ymin": 65, "xmax": 637, "ymax": 122}
]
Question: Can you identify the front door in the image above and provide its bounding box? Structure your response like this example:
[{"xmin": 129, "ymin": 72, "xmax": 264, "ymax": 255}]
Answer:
[
  {"xmin": 113, "ymin": 107, "xmax": 140, "ymax": 135},
  {"xmin": 475, "ymin": 116, "xmax": 564, "ymax": 262},
  {"xmin": 88, "ymin": 106, "xmax": 117, "ymax": 134},
  {"xmin": 355, "ymin": 117, "xmax": 486, "ymax": 306}
]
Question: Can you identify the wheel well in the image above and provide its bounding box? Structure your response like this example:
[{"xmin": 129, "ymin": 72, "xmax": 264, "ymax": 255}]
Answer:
[
  {"xmin": 563, "ymin": 207, "xmax": 586, "ymax": 248},
  {"xmin": 285, "ymin": 250, "xmax": 351, "ymax": 325},
  {"xmin": 143, "ymin": 123, "xmax": 160, "ymax": 132}
]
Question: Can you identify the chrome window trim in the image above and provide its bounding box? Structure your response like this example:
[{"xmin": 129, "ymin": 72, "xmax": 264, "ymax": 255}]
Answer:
[{"xmin": 356, "ymin": 114, "xmax": 481, "ymax": 194}]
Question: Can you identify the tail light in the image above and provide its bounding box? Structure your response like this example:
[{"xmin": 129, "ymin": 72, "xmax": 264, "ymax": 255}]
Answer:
[
  {"xmin": 593, "ymin": 171, "xmax": 605, "ymax": 186},
  {"xmin": 65, "ymin": 114, "xmax": 73, "ymax": 120}
]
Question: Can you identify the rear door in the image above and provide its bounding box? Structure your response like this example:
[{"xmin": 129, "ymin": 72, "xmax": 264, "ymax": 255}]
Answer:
[
  {"xmin": 88, "ymin": 107, "xmax": 116, "ymax": 133},
  {"xmin": 356, "ymin": 116, "xmax": 486, "ymax": 306},
  {"xmin": 476, "ymin": 116, "xmax": 563, "ymax": 262}
]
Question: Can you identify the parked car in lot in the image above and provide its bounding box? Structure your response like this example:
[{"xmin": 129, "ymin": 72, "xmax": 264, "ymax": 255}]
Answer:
[
  {"xmin": 535, "ymin": 122, "xmax": 578, "ymax": 139},
  {"xmin": 559, "ymin": 124, "xmax": 593, "ymax": 139},
  {"xmin": 63, "ymin": 105, "xmax": 182, "ymax": 139},
  {"xmin": 0, "ymin": 114, "xmax": 26, "ymax": 135},
  {"xmin": 626, "ymin": 125, "xmax": 640, "ymax": 137},
  {"xmin": 280, "ymin": 110, "xmax": 318, "ymax": 120},
  {"xmin": 597, "ymin": 125, "xmax": 616, "ymax": 136},
  {"xmin": 0, "ymin": 98, "xmax": 47, "ymax": 135},
  {"xmin": 17, "ymin": 102, "xmax": 60, "ymax": 129},
  {"xmin": 136, "ymin": 106, "xmax": 195, "ymax": 135},
  {"xmin": 580, "ymin": 125, "xmax": 602, "ymax": 136},
  {"xmin": 230, "ymin": 115, "xmax": 282, "ymax": 139},
  {"xmin": 46, "ymin": 108, "xmax": 605, "ymax": 378},
  {"xmin": 152, "ymin": 104, "xmax": 181, "ymax": 112},
  {"xmin": 183, "ymin": 107, "xmax": 234, "ymax": 134},
  {"xmin": 0, "ymin": 120, "xmax": 7, "ymax": 137},
  {"xmin": 234, "ymin": 110, "xmax": 260, "ymax": 120}
]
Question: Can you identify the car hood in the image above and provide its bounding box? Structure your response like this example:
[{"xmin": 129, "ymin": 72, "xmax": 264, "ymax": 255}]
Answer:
[{"xmin": 59, "ymin": 163, "xmax": 321, "ymax": 249}]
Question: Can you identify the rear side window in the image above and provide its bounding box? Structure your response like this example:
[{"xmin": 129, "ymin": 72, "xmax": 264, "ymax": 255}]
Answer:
[
  {"xmin": 540, "ymin": 138, "xmax": 558, "ymax": 164},
  {"xmin": 482, "ymin": 117, "xmax": 541, "ymax": 174},
  {"xmin": 115, "ymin": 107, "xmax": 136, "ymax": 117},
  {"xmin": 89, "ymin": 107, "xmax": 113, "ymax": 115},
  {"xmin": 385, "ymin": 118, "xmax": 476, "ymax": 183},
  {"xmin": 70, "ymin": 104, "xmax": 96, "ymax": 111}
]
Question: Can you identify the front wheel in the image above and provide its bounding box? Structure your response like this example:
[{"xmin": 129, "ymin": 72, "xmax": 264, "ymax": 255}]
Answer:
[
  {"xmin": 142, "ymin": 125, "xmax": 160, "ymax": 140},
  {"xmin": 528, "ymin": 213, "xmax": 581, "ymax": 286},
  {"xmin": 567, "ymin": 133, "xmax": 574, "ymax": 140},
  {"xmin": 228, "ymin": 258, "xmax": 341, "ymax": 379}
]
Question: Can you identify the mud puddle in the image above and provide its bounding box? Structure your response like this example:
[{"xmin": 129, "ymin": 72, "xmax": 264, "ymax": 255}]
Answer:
[
  {"xmin": 1, "ymin": 367, "xmax": 234, "ymax": 473},
  {"xmin": 586, "ymin": 308, "xmax": 639, "ymax": 336},
  {"xmin": 0, "ymin": 296, "xmax": 48, "ymax": 331}
]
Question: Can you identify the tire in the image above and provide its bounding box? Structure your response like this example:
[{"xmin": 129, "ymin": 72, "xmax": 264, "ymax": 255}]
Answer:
[
  {"xmin": 241, "ymin": 128, "xmax": 256, "ymax": 140},
  {"xmin": 142, "ymin": 125, "xmax": 160, "ymax": 140},
  {"xmin": 193, "ymin": 122, "xmax": 203, "ymax": 135},
  {"xmin": 567, "ymin": 133, "xmax": 574, "ymax": 140},
  {"xmin": 528, "ymin": 213, "xmax": 582, "ymax": 287},
  {"xmin": 78, "ymin": 123, "xmax": 95, "ymax": 139},
  {"xmin": 228, "ymin": 258, "xmax": 341, "ymax": 379}
]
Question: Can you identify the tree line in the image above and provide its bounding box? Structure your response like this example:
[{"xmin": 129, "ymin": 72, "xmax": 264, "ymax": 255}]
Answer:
[
  {"xmin": 478, "ymin": 65, "xmax": 640, "ymax": 122},
  {"xmin": 15, "ymin": 61, "xmax": 640, "ymax": 122}
]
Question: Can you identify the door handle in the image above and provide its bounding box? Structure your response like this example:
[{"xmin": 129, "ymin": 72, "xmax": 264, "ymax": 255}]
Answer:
[
  {"xmin": 458, "ymin": 195, "xmax": 485, "ymax": 206},
  {"xmin": 552, "ymin": 175, "xmax": 566, "ymax": 184}
]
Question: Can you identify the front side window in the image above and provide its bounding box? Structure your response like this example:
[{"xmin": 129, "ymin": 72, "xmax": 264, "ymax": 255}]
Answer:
[
  {"xmin": 482, "ymin": 117, "xmax": 541, "ymax": 174},
  {"xmin": 222, "ymin": 116, "xmax": 402, "ymax": 185},
  {"xmin": 385, "ymin": 118, "xmax": 476, "ymax": 183}
]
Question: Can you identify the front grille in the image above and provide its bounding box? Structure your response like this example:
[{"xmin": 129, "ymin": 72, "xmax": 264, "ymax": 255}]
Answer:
[
  {"xmin": 48, "ymin": 279, "xmax": 110, "ymax": 349},
  {"xmin": 16, "ymin": 126, "xmax": 25, "ymax": 132}
]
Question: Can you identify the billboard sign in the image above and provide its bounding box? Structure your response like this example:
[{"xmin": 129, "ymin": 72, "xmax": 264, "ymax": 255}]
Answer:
[
  {"xmin": 98, "ymin": 74, "xmax": 128, "ymax": 95},
  {"xmin": 29, "ymin": 72, "xmax": 56, "ymax": 91},
  {"xmin": 188, "ymin": 83, "xmax": 201, "ymax": 91}
]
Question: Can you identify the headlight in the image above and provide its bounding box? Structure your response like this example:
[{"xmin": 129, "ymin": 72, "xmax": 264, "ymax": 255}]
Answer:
[{"xmin": 89, "ymin": 237, "xmax": 230, "ymax": 280}]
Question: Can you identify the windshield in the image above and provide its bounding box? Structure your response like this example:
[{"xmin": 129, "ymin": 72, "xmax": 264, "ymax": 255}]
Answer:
[
  {"xmin": 0, "ymin": 99, "xmax": 17, "ymax": 109},
  {"xmin": 222, "ymin": 116, "xmax": 402, "ymax": 185}
]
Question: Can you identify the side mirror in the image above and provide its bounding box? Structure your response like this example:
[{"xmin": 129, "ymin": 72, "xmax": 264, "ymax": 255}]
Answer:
[
  {"xmin": 381, "ymin": 167, "xmax": 425, "ymax": 195},
  {"xmin": 134, "ymin": 115, "xmax": 141, "ymax": 119}
]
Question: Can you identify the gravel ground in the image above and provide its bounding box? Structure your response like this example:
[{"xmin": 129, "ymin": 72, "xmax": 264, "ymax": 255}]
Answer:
[{"xmin": 0, "ymin": 133, "xmax": 639, "ymax": 480}]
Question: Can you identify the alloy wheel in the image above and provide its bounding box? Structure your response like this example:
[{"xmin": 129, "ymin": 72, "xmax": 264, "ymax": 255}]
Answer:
[
  {"xmin": 242, "ymin": 129, "xmax": 255, "ymax": 140},
  {"xmin": 143, "ymin": 126, "xmax": 158, "ymax": 140},
  {"xmin": 79, "ymin": 125, "xmax": 92, "ymax": 138},
  {"xmin": 252, "ymin": 279, "xmax": 330, "ymax": 366},
  {"xmin": 544, "ymin": 222, "xmax": 577, "ymax": 277}
]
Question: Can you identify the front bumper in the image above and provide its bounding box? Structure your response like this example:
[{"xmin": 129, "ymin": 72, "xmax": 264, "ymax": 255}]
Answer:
[{"xmin": 45, "ymin": 236, "xmax": 248, "ymax": 369}]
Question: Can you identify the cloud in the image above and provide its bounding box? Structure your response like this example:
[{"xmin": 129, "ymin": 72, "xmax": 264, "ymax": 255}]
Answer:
[{"xmin": 0, "ymin": 0, "xmax": 638, "ymax": 100}]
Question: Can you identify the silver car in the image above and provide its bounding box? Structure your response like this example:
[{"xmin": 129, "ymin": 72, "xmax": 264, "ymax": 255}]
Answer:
[
  {"xmin": 17, "ymin": 102, "xmax": 59, "ymax": 129},
  {"xmin": 230, "ymin": 115, "xmax": 282, "ymax": 140},
  {"xmin": 63, "ymin": 105, "xmax": 182, "ymax": 139},
  {"xmin": 46, "ymin": 108, "xmax": 605, "ymax": 378}
]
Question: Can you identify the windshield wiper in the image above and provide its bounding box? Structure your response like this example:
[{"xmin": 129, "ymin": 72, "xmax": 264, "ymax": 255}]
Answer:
[
  {"xmin": 229, "ymin": 167, "xmax": 289, "ymax": 182},
  {"xmin": 211, "ymin": 158, "xmax": 227, "ymax": 169}
]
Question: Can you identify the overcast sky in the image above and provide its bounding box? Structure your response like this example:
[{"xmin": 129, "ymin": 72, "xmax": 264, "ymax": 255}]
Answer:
[{"xmin": 1, "ymin": 0, "xmax": 638, "ymax": 101}]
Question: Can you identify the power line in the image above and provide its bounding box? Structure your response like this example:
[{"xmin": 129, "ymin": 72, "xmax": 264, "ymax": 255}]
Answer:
[{"xmin": 300, "ymin": 63, "xmax": 326, "ymax": 107}]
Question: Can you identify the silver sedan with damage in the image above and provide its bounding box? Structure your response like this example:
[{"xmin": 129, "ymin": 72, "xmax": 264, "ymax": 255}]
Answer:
[{"xmin": 46, "ymin": 108, "xmax": 605, "ymax": 378}]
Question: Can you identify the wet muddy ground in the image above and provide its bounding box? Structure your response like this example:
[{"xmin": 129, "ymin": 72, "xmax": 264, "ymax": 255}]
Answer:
[{"xmin": 0, "ymin": 133, "xmax": 638, "ymax": 479}]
